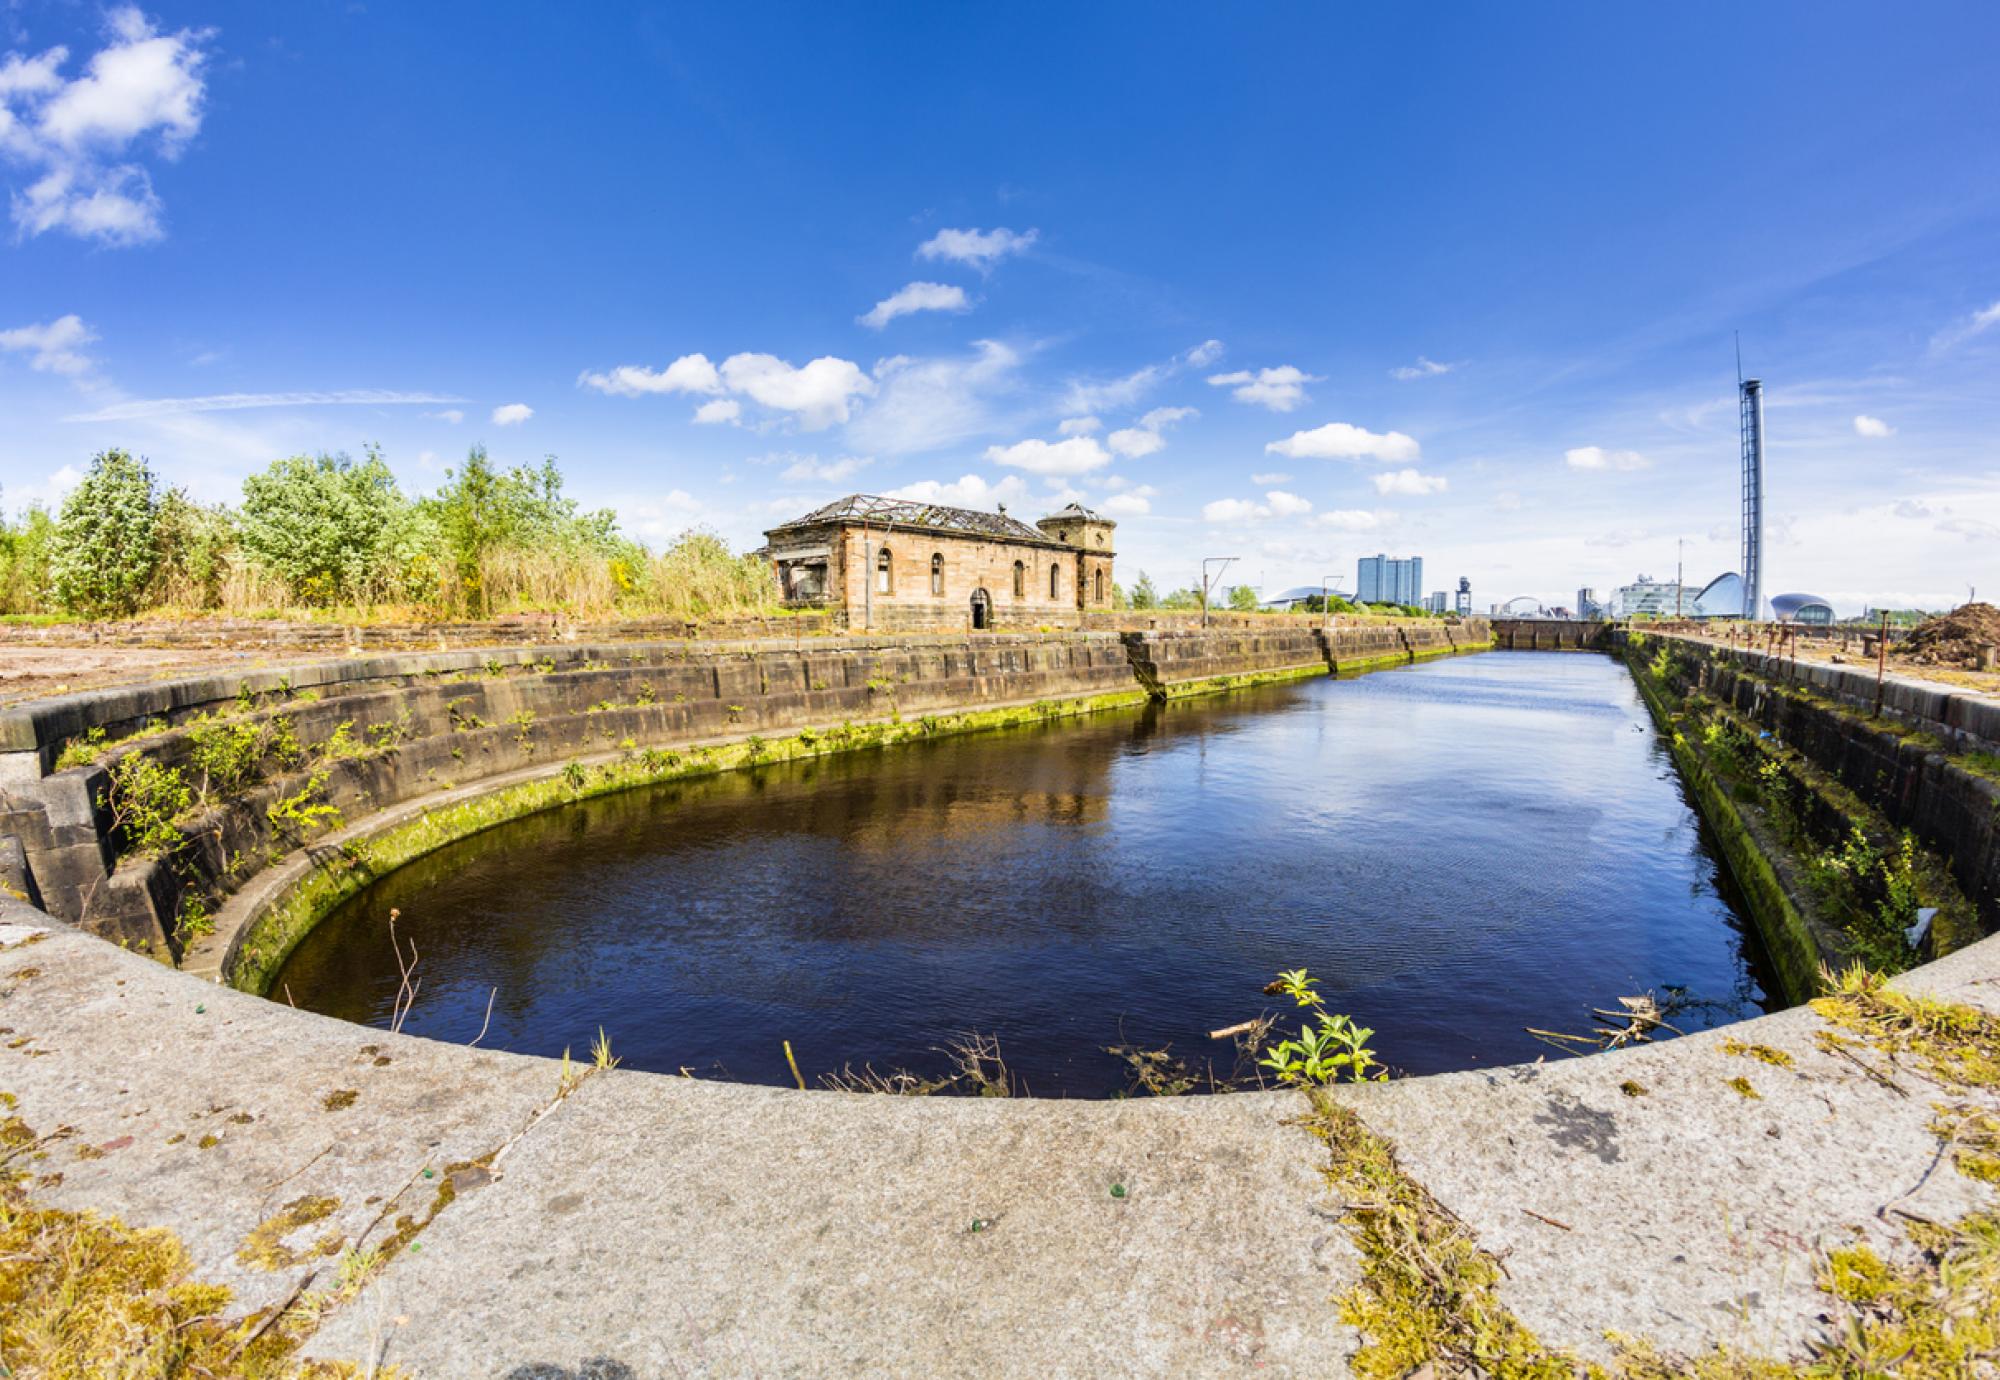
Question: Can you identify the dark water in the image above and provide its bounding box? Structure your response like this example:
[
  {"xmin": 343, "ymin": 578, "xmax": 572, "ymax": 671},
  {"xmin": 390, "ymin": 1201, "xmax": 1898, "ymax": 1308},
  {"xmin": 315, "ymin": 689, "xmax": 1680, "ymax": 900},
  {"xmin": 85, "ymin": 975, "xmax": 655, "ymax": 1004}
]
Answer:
[{"xmin": 274, "ymin": 652, "xmax": 1777, "ymax": 1094}]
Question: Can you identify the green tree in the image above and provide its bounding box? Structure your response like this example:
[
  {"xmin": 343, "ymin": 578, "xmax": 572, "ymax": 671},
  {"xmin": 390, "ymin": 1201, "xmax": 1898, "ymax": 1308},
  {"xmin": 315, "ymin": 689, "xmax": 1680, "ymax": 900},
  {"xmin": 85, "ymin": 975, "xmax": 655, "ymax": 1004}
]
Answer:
[
  {"xmin": 240, "ymin": 448, "xmax": 406, "ymax": 605},
  {"xmin": 0, "ymin": 498, "xmax": 56, "ymax": 615},
  {"xmin": 1130, "ymin": 570, "xmax": 1159, "ymax": 609},
  {"xmin": 150, "ymin": 488, "xmax": 237, "ymax": 609},
  {"xmin": 1227, "ymin": 584, "xmax": 1260, "ymax": 612},
  {"xmin": 51, "ymin": 449, "xmax": 160, "ymax": 618}
]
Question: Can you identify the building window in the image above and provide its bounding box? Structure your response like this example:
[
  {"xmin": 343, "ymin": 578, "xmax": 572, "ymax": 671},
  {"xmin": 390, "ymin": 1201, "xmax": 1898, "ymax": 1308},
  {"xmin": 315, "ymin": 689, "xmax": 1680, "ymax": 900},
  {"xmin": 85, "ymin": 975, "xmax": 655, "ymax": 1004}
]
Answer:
[
  {"xmin": 1095, "ymin": 569, "xmax": 1105, "ymax": 604},
  {"xmin": 1050, "ymin": 563, "xmax": 1061, "ymax": 599},
  {"xmin": 1012, "ymin": 560, "xmax": 1025, "ymax": 598},
  {"xmin": 931, "ymin": 553, "xmax": 945, "ymax": 597},
  {"xmin": 876, "ymin": 547, "xmax": 892, "ymax": 594}
]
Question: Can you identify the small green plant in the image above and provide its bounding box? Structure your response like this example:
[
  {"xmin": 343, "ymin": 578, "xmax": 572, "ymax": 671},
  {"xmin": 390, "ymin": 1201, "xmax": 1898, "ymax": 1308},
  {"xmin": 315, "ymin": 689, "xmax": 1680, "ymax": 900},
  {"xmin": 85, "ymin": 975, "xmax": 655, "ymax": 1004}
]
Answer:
[
  {"xmin": 726, "ymin": 704, "xmax": 745, "ymax": 722},
  {"xmin": 266, "ymin": 770, "xmax": 342, "ymax": 840},
  {"xmin": 560, "ymin": 760, "xmax": 587, "ymax": 793},
  {"xmin": 265, "ymin": 714, "xmax": 306, "ymax": 770},
  {"xmin": 508, "ymin": 709, "xmax": 537, "ymax": 752},
  {"xmin": 186, "ymin": 717, "xmax": 265, "ymax": 798},
  {"xmin": 55, "ymin": 727, "xmax": 107, "ymax": 770},
  {"xmin": 173, "ymin": 892, "xmax": 215, "ymax": 946},
  {"xmin": 106, "ymin": 754, "xmax": 191, "ymax": 858},
  {"xmin": 1258, "ymin": 968, "xmax": 1385, "ymax": 1086},
  {"xmin": 635, "ymin": 681, "xmax": 657, "ymax": 705},
  {"xmin": 445, "ymin": 697, "xmax": 486, "ymax": 732}
]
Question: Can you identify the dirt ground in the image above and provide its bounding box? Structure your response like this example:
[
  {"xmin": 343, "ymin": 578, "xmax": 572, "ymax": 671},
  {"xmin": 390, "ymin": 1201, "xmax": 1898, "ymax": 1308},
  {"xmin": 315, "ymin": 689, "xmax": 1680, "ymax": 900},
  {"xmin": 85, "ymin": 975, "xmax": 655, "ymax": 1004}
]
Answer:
[
  {"xmin": 0, "ymin": 646, "xmax": 272, "ymax": 706},
  {"xmin": 1694, "ymin": 626, "xmax": 2000, "ymax": 699}
]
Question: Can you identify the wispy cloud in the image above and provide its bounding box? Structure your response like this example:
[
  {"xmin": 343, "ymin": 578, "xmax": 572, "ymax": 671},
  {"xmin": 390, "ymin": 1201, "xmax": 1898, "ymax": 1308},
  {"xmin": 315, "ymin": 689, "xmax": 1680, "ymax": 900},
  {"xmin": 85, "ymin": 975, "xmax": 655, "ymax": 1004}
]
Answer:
[
  {"xmin": 858, "ymin": 281, "xmax": 971, "ymax": 329},
  {"xmin": 1930, "ymin": 298, "xmax": 2000, "ymax": 354},
  {"xmin": 492, "ymin": 402, "xmax": 533, "ymax": 426},
  {"xmin": 67, "ymin": 388, "xmax": 466, "ymax": 421},
  {"xmin": 1853, "ymin": 414, "xmax": 1894, "ymax": 438},
  {"xmin": 916, "ymin": 226, "xmax": 1038, "ymax": 272},
  {"xmin": 0, "ymin": 314, "xmax": 97, "ymax": 375},
  {"xmin": 1372, "ymin": 468, "xmax": 1448, "ymax": 496},
  {"xmin": 1564, "ymin": 445, "xmax": 1650, "ymax": 472},
  {"xmin": 1389, "ymin": 356, "xmax": 1454, "ymax": 381},
  {"xmin": 1107, "ymin": 405, "xmax": 1195, "ymax": 460},
  {"xmin": 1207, "ymin": 365, "xmax": 1317, "ymax": 412}
]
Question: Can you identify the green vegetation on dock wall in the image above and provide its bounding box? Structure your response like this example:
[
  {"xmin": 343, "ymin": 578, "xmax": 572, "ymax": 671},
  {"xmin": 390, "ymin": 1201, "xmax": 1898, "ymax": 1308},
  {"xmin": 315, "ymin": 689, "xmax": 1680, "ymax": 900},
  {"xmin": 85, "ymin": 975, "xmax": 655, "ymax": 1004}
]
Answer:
[
  {"xmin": 1625, "ymin": 634, "xmax": 1981, "ymax": 1003},
  {"xmin": 1629, "ymin": 657, "xmax": 1825, "ymax": 1004}
]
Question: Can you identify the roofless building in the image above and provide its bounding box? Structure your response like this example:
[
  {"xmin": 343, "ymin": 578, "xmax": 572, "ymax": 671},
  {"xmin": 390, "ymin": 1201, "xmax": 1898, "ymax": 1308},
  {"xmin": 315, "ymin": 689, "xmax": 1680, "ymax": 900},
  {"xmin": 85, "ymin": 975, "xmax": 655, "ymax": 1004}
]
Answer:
[{"xmin": 763, "ymin": 495, "xmax": 1116, "ymax": 631}]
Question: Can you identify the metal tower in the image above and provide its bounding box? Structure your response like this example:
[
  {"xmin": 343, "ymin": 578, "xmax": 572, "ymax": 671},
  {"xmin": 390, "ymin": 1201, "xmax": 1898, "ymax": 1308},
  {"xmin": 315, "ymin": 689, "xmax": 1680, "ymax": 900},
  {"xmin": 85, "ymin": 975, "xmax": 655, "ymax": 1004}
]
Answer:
[{"xmin": 1739, "ymin": 377, "xmax": 1765, "ymax": 620}]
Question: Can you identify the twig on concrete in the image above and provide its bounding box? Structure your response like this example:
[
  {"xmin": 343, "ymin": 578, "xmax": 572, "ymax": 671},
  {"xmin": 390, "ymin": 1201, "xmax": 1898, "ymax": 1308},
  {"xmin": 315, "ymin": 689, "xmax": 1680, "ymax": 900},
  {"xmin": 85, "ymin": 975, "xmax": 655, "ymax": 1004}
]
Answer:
[
  {"xmin": 259, "ymin": 1142, "xmax": 333, "ymax": 1209},
  {"xmin": 1521, "ymin": 1207, "xmax": 1573, "ymax": 1232},
  {"xmin": 352, "ymin": 1159, "xmax": 434, "ymax": 1255},
  {"xmin": 223, "ymin": 1267, "xmax": 318, "ymax": 1364}
]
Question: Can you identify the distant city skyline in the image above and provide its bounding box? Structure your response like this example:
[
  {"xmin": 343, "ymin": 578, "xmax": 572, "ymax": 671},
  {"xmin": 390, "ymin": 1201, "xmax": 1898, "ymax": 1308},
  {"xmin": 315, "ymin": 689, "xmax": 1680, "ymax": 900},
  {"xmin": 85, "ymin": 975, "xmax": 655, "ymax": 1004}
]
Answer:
[{"xmin": 1, "ymin": 4, "xmax": 1996, "ymax": 615}]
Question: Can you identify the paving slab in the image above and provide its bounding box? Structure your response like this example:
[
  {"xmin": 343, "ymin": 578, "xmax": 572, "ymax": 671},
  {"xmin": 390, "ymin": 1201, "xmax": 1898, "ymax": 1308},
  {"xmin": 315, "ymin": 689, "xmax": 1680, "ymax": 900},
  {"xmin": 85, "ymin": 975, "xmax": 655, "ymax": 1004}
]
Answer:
[{"xmin": 307, "ymin": 1074, "xmax": 1352, "ymax": 1378}]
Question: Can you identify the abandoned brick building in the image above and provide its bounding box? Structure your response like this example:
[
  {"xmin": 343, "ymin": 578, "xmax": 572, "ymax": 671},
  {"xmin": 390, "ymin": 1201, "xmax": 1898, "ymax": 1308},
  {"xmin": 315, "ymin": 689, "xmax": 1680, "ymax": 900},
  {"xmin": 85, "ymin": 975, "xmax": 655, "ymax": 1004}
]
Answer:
[{"xmin": 763, "ymin": 495, "xmax": 1115, "ymax": 631}]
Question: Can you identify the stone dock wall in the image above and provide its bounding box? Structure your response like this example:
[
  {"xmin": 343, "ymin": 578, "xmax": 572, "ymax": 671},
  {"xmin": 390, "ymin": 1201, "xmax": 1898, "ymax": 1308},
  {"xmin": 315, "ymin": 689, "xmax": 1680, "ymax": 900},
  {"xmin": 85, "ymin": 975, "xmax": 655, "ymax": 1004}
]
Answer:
[
  {"xmin": 0, "ymin": 620, "xmax": 1489, "ymax": 978},
  {"xmin": 1624, "ymin": 629, "xmax": 2000, "ymax": 949}
]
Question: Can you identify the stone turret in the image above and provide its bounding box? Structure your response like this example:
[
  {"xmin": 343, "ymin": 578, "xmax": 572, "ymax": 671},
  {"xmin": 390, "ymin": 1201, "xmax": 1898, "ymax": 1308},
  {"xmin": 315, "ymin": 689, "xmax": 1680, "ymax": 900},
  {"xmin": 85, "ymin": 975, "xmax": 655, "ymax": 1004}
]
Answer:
[{"xmin": 1036, "ymin": 502, "xmax": 1116, "ymax": 556}]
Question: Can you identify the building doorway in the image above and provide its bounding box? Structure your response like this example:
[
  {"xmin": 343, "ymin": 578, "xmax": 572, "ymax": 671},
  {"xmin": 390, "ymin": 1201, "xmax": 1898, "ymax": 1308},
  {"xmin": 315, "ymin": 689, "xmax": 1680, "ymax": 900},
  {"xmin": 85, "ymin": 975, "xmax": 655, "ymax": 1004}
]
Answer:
[{"xmin": 970, "ymin": 588, "xmax": 992, "ymax": 630}]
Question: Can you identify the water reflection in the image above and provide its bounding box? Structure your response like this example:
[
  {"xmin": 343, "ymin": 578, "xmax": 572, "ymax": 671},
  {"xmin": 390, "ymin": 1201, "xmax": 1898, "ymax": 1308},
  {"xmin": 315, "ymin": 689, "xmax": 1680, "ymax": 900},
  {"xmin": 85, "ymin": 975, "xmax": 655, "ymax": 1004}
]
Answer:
[{"xmin": 274, "ymin": 652, "xmax": 1776, "ymax": 1095}]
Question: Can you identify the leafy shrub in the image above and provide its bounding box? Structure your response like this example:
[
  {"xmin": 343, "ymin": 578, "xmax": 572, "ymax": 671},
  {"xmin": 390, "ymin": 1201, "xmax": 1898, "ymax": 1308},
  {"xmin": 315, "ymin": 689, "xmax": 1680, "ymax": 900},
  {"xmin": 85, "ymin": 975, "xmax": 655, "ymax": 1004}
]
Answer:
[
  {"xmin": 51, "ymin": 450, "xmax": 160, "ymax": 618},
  {"xmin": 106, "ymin": 754, "xmax": 191, "ymax": 858},
  {"xmin": 1259, "ymin": 969, "xmax": 1385, "ymax": 1085}
]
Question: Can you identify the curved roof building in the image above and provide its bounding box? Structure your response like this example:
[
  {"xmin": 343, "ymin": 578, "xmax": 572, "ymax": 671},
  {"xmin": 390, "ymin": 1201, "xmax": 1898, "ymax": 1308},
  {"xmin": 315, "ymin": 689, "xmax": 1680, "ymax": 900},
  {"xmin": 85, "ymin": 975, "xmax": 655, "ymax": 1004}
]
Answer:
[
  {"xmin": 1692, "ymin": 572, "xmax": 1746, "ymax": 619},
  {"xmin": 1770, "ymin": 592, "xmax": 1835, "ymax": 625}
]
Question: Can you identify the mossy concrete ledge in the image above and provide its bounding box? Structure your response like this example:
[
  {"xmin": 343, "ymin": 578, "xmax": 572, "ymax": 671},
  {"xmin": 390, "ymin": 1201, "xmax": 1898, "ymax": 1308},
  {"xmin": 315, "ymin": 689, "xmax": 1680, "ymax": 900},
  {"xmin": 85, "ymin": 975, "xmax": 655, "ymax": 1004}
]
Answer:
[{"xmin": 11, "ymin": 899, "xmax": 2000, "ymax": 1375}]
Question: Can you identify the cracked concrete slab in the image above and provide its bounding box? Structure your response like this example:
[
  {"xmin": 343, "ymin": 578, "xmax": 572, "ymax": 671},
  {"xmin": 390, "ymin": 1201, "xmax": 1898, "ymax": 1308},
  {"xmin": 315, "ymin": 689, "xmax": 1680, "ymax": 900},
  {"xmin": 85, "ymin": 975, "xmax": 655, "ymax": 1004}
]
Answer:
[{"xmin": 307, "ymin": 1074, "xmax": 1352, "ymax": 1378}]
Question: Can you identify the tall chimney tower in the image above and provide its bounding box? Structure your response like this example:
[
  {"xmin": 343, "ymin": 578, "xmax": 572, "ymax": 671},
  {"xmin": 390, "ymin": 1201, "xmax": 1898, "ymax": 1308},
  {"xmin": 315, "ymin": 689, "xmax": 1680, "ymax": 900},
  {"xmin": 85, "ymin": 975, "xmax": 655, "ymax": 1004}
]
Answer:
[{"xmin": 1739, "ymin": 377, "xmax": 1765, "ymax": 620}]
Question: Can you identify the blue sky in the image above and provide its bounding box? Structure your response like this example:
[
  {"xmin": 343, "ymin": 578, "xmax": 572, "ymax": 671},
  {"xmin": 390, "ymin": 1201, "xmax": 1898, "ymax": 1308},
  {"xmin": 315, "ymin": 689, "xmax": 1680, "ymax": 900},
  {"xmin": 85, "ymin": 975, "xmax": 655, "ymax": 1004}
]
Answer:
[{"xmin": 2, "ymin": 2, "xmax": 1997, "ymax": 613}]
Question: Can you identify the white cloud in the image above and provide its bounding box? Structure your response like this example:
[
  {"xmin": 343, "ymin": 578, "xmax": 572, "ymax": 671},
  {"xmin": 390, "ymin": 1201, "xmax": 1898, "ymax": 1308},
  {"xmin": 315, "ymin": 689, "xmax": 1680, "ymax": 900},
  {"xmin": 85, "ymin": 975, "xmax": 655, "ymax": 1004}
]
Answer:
[
  {"xmin": 1372, "ymin": 468, "xmax": 1448, "ymax": 496},
  {"xmin": 0, "ymin": 8, "xmax": 212, "ymax": 245},
  {"xmin": 428, "ymin": 408, "xmax": 465, "ymax": 424},
  {"xmin": 1564, "ymin": 445, "xmax": 1650, "ymax": 472},
  {"xmin": 1099, "ymin": 492, "xmax": 1153, "ymax": 518},
  {"xmin": 1058, "ymin": 415, "xmax": 1101, "ymax": 436},
  {"xmin": 1315, "ymin": 509, "xmax": 1389, "ymax": 532},
  {"xmin": 1107, "ymin": 404, "xmax": 1196, "ymax": 459},
  {"xmin": 915, "ymin": 226, "xmax": 1038, "ymax": 272},
  {"xmin": 492, "ymin": 402, "xmax": 533, "ymax": 426},
  {"xmin": 721, "ymin": 352, "xmax": 875, "ymax": 429},
  {"xmin": 1202, "ymin": 489, "xmax": 1312, "ymax": 523},
  {"xmin": 1267, "ymin": 421, "xmax": 1420, "ymax": 462},
  {"xmin": 1937, "ymin": 517, "xmax": 2000, "ymax": 543},
  {"xmin": 984, "ymin": 435, "xmax": 1113, "ymax": 477},
  {"xmin": 1853, "ymin": 414, "xmax": 1894, "ymax": 438},
  {"xmin": 1207, "ymin": 365, "xmax": 1318, "ymax": 412},
  {"xmin": 1061, "ymin": 363, "xmax": 1164, "ymax": 415},
  {"xmin": 1930, "ymin": 299, "xmax": 2000, "ymax": 353},
  {"xmin": 883, "ymin": 473, "xmax": 1030, "ymax": 509},
  {"xmin": 1202, "ymin": 497, "xmax": 1266, "ymax": 523},
  {"xmin": 1495, "ymin": 490, "xmax": 1523, "ymax": 511},
  {"xmin": 620, "ymin": 489, "xmax": 706, "ymax": 543},
  {"xmin": 1893, "ymin": 499, "xmax": 1932, "ymax": 519},
  {"xmin": 0, "ymin": 314, "xmax": 96, "ymax": 375},
  {"xmin": 779, "ymin": 454, "xmax": 870, "ymax": 483},
  {"xmin": 580, "ymin": 349, "xmax": 871, "ymax": 429},
  {"xmin": 847, "ymin": 339, "xmax": 1019, "ymax": 455},
  {"xmin": 692, "ymin": 398, "xmax": 741, "ymax": 425},
  {"xmin": 1249, "ymin": 471, "xmax": 1290, "ymax": 486},
  {"xmin": 1185, "ymin": 339, "xmax": 1225, "ymax": 368},
  {"xmin": 67, "ymin": 388, "xmax": 465, "ymax": 421},
  {"xmin": 577, "ymin": 352, "xmax": 722, "ymax": 397},
  {"xmin": 859, "ymin": 280, "xmax": 971, "ymax": 329},
  {"xmin": 1389, "ymin": 356, "xmax": 1454, "ymax": 381}
]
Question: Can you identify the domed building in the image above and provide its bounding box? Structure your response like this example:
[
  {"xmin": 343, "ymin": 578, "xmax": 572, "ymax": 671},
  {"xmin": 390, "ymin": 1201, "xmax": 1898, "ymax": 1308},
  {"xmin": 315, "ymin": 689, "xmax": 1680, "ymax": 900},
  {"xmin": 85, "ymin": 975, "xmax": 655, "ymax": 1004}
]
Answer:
[
  {"xmin": 1691, "ymin": 571, "xmax": 1747, "ymax": 619},
  {"xmin": 1770, "ymin": 592, "xmax": 1835, "ymax": 625}
]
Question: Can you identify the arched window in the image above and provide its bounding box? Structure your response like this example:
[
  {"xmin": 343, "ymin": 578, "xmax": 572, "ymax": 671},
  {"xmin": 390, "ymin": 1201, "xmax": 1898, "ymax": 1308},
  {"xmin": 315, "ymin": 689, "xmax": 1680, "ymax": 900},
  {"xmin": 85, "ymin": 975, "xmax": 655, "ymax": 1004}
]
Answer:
[
  {"xmin": 1012, "ymin": 560, "xmax": 1025, "ymax": 598},
  {"xmin": 931, "ymin": 553, "xmax": 945, "ymax": 597},
  {"xmin": 876, "ymin": 547, "xmax": 892, "ymax": 594},
  {"xmin": 1095, "ymin": 569, "xmax": 1105, "ymax": 604},
  {"xmin": 1050, "ymin": 563, "xmax": 1061, "ymax": 599}
]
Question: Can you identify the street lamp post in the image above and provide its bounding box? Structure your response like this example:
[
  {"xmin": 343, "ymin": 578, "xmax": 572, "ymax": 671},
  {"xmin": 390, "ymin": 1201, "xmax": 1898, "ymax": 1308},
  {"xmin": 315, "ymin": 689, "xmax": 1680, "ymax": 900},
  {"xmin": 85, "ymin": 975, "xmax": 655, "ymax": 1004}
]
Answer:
[{"xmin": 1200, "ymin": 557, "xmax": 1237, "ymax": 628}]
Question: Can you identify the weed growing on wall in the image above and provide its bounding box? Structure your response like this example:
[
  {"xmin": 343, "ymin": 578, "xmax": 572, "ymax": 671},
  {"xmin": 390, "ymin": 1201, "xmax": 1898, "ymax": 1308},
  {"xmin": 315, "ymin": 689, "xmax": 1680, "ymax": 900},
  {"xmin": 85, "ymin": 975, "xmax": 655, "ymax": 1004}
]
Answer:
[{"xmin": 105, "ymin": 754, "xmax": 191, "ymax": 858}]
